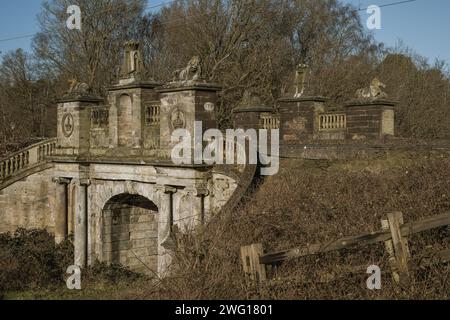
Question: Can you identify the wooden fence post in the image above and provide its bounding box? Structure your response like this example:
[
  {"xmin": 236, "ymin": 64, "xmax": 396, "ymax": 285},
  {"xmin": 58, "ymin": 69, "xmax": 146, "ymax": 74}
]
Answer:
[
  {"xmin": 241, "ymin": 243, "xmax": 267, "ymax": 283},
  {"xmin": 381, "ymin": 219, "xmax": 400, "ymax": 284},
  {"xmin": 387, "ymin": 212, "xmax": 411, "ymax": 285}
]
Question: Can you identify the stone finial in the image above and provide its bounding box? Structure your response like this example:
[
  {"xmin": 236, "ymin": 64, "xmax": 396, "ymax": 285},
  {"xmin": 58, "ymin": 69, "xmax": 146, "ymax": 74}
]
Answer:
[
  {"xmin": 356, "ymin": 77, "xmax": 388, "ymax": 100},
  {"xmin": 120, "ymin": 40, "xmax": 144, "ymax": 80},
  {"xmin": 172, "ymin": 56, "xmax": 205, "ymax": 84},
  {"xmin": 294, "ymin": 63, "xmax": 310, "ymax": 98}
]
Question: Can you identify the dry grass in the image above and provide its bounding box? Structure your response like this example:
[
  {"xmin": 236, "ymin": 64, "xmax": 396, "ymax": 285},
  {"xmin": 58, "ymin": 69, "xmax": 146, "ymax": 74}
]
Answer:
[
  {"xmin": 2, "ymin": 151, "xmax": 449, "ymax": 300},
  {"xmin": 148, "ymin": 151, "xmax": 450, "ymax": 300}
]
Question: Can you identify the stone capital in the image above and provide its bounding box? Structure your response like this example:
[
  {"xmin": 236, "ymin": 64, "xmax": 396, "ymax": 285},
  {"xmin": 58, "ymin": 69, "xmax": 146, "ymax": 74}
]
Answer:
[
  {"xmin": 52, "ymin": 177, "xmax": 71, "ymax": 185},
  {"xmin": 156, "ymin": 185, "xmax": 177, "ymax": 194},
  {"xmin": 187, "ymin": 185, "xmax": 210, "ymax": 197},
  {"xmin": 77, "ymin": 178, "xmax": 91, "ymax": 187}
]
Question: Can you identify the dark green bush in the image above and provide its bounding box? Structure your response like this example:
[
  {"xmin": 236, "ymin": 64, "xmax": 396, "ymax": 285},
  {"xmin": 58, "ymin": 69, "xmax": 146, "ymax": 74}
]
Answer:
[{"xmin": 0, "ymin": 229, "xmax": 73, "ymax": 293}]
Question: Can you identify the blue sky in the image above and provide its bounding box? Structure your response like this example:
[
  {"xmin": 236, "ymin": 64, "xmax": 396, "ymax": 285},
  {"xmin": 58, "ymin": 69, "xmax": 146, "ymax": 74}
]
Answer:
[{"xmin": 0, "ymin": 0, "xmax": 449, "ymax": 65}]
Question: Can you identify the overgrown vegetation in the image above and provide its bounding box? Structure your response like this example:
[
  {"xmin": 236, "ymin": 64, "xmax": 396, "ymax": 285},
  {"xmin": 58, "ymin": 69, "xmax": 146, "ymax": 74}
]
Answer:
[
  {"xmin": 152, "ymin": 151, "xmax": 450, "ymax": 300},
  {"xmin": 0, "ymin": 229, "xmax": 144, "ymax": 300},
  {"xmin": 3, "ymin": 151, "xmax": 449, "ymax": 300}
]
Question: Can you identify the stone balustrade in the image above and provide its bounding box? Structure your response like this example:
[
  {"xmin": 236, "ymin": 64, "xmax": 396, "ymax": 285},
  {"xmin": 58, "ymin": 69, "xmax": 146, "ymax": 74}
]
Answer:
[
  {"xmin": 261, "ymin": 114, "xmax": 280, "ymax": 130},
  {"xmin": 319, "ymin": 113, "xmax": 347, "ymax": 131},
  {"xmin": 0, "ymin": 138, "xmax": 57, "ymax": 182}
]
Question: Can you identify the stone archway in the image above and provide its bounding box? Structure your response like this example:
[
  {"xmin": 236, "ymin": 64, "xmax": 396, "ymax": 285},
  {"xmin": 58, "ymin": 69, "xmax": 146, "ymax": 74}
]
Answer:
[{"xmin": 102, "ymin": 193, "xmax": 158, "ymax": 275}]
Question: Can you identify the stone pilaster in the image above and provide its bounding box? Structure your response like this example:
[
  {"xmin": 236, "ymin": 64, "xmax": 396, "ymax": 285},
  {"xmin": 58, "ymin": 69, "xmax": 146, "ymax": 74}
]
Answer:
[
  {"xmin": 74, "ymin": 178, "xmax": 91, "ymax": 267},
  {"xmin": 52, "ymin": 177, "xmax": 71, "ymax": 244},
  {"xmin": 190, "ymin": 185, "xmax": 209, "ymax": 225},
  {"xmin": 156, "ymin": 185, "xmax": 177, "ymax": 277}
]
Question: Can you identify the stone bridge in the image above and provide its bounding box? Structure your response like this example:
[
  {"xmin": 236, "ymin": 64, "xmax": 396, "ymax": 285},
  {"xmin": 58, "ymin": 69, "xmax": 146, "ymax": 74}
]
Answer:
[
  {"xmin": 0, "ymin": 43, "xmax": 397, "ymax": 277},
  {"xmin": 0, "ymin": 43, "xmax": 268, "ymax": 277}
]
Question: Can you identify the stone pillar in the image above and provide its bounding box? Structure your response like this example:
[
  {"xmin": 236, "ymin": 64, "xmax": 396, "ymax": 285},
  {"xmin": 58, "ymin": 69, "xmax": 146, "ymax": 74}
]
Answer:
[
  {"xmin": 55, "ymin": 96, "xmax": 103, "ymax": 156},
  {"xmin": 157, "ymin": 83, "xmax": 222, "ymax": 161},
  {"xmin": 278, "ymin": 96, "xmax": 327, "ymax": 145},
  {"xmin": 74, "ymin": 179, "xmax": 90, "ymax": 267},
  {"xmin": 156, "ymin": 185, "xmax": 177, "ymax": 277},
  {"xmin": 52, "ymin": 178, "xmax": 71, "ymax": 244},
  {"xmin": 344, "ymin": 99, "xmax": 396, "ymax": 140}
]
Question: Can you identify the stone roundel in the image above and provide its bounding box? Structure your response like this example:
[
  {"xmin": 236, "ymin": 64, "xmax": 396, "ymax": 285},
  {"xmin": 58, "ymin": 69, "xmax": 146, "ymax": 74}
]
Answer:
[{"xmin": 62, "ymin": 113, "xmax": 74, "ymax": 137}]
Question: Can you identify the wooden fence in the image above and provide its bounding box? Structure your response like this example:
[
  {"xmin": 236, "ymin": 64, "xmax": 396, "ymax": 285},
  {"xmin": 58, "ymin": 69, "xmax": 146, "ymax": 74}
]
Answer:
[{"xmin": 241, "ymin": 211, "xmax": 450, "ymax": 285}]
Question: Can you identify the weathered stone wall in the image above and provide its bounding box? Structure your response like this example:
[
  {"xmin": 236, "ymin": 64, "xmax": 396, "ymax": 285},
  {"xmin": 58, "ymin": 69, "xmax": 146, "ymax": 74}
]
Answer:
[
  {"xmin": 107, "ymin": 86, "xmax": 159, "ymax": 150},
  {"xmin": 102, "ymin": 205, "xmax": 158, "ymax": 274},
  {"xmin": 345, "ymin": 100, "xmax": 395, "ymax": 139},
  {"xmin": 0, "ymin": 168, "xmax": 57, "ymax": 234},
  {"xmin": 278, "ymin": 97, "xmax": 327, "ymax": 145},
  {"xmin": 57, "ymin": 99, "xmax": 102, "ymax": 155},
  {"xmin": 158, "ymin": 86, "xmax": 220, "ymax": 159}
]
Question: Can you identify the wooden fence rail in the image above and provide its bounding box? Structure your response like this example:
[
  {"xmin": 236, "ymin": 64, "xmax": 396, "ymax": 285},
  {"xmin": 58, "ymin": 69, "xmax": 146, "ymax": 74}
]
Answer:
[{"xmin": 241, "ymin": 211, "xmax": 450, "ymax": 285}]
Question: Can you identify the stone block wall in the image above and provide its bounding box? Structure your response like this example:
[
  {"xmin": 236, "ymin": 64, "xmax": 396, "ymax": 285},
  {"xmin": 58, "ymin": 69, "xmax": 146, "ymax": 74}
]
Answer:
[
  {"xmin": 102, "ymin": 206, "xmax": 158, "ymax": 274},
  {"xmin": 345, "ymin": 100, "xmax": 395, "ymax": 139},
  {"xmin": 0, "ymin": 168, "xmax": 57, "ymax": 234},
  {"xmin": 57, "ymin": 98, "xmax": 102, "ymax": 155},
  {"xmin": 158, "ymin": 85, "xmax": 221, "ymax": 160},
  {"xmin": 278, "ymin": 97, "xmax": 327, "ymax": 145}
]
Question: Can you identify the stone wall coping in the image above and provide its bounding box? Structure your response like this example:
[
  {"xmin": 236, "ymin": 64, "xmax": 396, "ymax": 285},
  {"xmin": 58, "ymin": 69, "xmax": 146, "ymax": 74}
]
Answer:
[
  {"xmin": 107, "ymin": 81, "xmax": 162, "ymax": 91},
  {"xmin": 278, "ymin": 96, "xmax": 329, "ymax": 103},
  {"xmin": 157, "ymin": 82, "xmax": 222, "ymax": 93},
  {"xmin": 56, "ymin": 96, "xmax": 104, "ymax": 103},
  {"xmin": 232, "ymin": 105, "xmax": 274, "ymax": 113},
  {"xmin": 344, "ymin": 99, "xmax": 398, "ymax": 107},
  {"xmin": 49, "ymin": 155, "xmax": 213, "ymax": 169}
]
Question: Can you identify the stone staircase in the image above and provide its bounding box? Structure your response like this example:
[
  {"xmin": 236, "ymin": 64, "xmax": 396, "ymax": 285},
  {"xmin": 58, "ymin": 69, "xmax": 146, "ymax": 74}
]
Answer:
[{"xmin": 0, "ymin": 138, "xmax": 57, "ymax": 190}]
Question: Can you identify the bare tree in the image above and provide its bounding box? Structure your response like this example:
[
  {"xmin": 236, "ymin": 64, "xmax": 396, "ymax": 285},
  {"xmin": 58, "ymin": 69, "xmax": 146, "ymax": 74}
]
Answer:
[{"xmin": 33, "ymin": 0, "xmax": 146, "ymax": 93}]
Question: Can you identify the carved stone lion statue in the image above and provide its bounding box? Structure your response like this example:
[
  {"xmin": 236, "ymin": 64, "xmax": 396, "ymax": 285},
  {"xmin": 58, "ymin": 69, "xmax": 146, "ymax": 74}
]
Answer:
[
  {"xmin": 356, "ymin": 78, "xmax": 388, "ymax": 100},
  {"xmin": 173, "ymin": 56, "xmax": 204, "ymax": 83},
  {"xmin": 67, "ymin": 79, "xmax": 90, "ymax": 96}
]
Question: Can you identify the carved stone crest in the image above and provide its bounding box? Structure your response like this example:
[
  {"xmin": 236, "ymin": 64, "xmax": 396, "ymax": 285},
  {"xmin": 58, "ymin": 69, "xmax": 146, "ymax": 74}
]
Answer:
[
  {"xmin": 170, "ymin": 108, "xmax": 186, "ymax": 130},
  {"xmin": 62, "ymin": 113, "xmax": 74, "ymax": 137},
  {"xmin": 204, "ymin": 102, "xmax": 215, "ymax": 112}
]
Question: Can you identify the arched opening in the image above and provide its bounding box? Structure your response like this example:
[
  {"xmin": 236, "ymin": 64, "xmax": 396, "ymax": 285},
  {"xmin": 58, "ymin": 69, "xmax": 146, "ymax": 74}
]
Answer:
[
  {"xmin": 102, "ymin": 194, "xmax": 158, "ymax": 275},
  {"xmin": 118, "ymin": 94, "xmax": 133, "ymax": 147}
]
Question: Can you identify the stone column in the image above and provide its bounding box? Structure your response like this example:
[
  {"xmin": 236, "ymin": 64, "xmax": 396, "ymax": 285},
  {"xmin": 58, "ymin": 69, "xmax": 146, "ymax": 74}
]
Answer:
[
  {"xmin": 74, "ymin": 179, "xmax": 90, "ymax": 267},
  {"xmin": 156, "ymin": 185, "xmax": 177, "ymax": 277},
  {"xmin": 192, "ymin": 185, "xmax": 209, "ymax": 225},
  {"xmin": 52, "ymin": 178, "xmax": 71, "ymax": 244}
]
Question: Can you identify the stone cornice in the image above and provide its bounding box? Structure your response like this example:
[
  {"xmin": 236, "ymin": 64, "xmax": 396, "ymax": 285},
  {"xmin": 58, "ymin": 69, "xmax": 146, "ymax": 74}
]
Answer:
[
  {"xmin": 157, "ymin": 82, "xmax": 222, "ymax": 93},
  {"xmin": 278, "ymin": 96, "xmax": 329, "ymax": 103},
  {"xmin": 344, "ymin": 99, "xmax": 398, "ymax": 107},
  {"xmin": 107, "ymin": 81, "xmax": 162, "ymax": 91}
]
